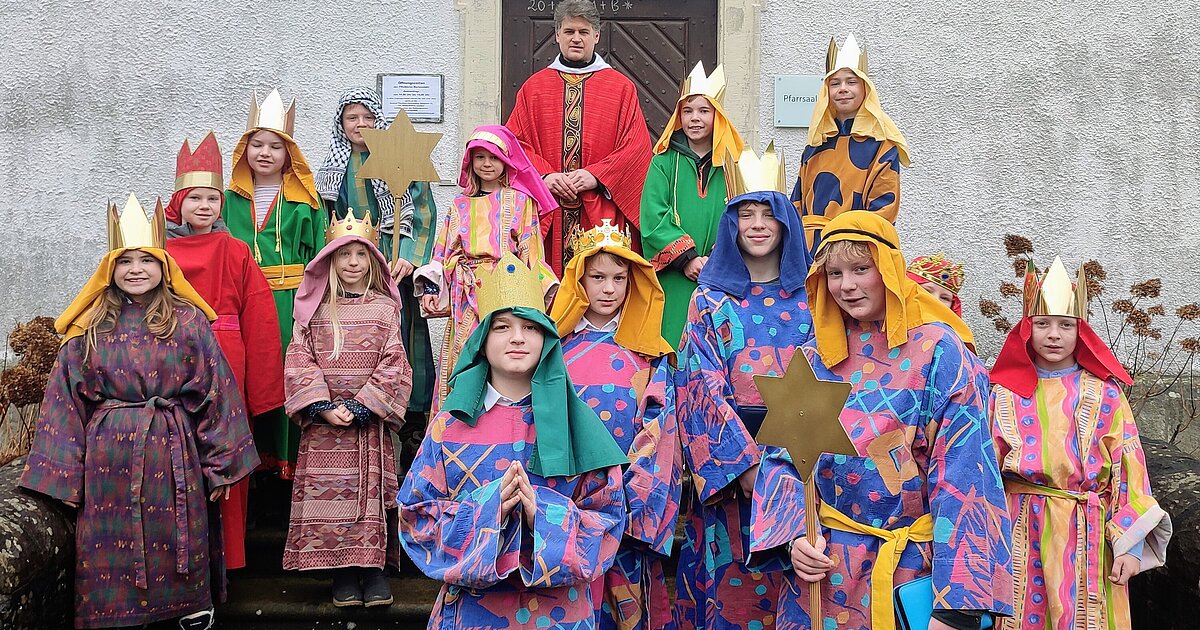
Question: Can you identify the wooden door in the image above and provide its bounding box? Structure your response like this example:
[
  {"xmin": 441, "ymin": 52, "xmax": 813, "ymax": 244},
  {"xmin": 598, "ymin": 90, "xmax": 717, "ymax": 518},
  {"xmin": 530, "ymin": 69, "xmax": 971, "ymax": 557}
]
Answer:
[{"xmin": 501, "ymin": 0, "xmax": 719, "ymax": 136}]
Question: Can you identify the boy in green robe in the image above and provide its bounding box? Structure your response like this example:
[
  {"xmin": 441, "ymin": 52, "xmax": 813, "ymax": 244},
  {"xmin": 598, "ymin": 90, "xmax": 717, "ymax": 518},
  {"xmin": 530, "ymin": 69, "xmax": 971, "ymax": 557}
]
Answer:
[
  {"xmin": 223, "ymin": 88, "xmax": 326, "ymax": 478},
  {"xmin": 640, "ymin": 62, "xmax": 745, "ymax": 348}
]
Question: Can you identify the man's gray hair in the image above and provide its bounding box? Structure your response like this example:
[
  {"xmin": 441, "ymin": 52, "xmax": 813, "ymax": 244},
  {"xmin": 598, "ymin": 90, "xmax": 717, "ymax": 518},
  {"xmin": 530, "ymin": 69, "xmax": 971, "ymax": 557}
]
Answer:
[{"xmin": 554, "ymin": 0, "xmax": 601, "ymax": 30}]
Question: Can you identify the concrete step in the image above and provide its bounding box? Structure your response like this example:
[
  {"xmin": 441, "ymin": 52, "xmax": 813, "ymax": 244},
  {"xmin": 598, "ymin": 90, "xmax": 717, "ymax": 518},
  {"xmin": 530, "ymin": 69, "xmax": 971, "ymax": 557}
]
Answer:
[{"xmin": 217, "ymin": 574, "xmax": 439, "ymax": 629}]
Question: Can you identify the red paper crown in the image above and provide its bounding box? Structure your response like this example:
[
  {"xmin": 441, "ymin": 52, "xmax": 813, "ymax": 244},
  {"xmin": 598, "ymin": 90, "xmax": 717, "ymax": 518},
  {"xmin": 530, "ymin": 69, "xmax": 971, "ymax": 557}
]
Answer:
[{"xmin": 174, "ymin": 132, "xmax": 223, "ymax": 192}]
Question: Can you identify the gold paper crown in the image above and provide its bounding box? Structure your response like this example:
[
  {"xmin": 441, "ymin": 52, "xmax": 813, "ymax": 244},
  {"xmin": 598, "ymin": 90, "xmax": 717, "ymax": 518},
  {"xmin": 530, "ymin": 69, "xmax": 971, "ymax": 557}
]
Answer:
[
  {"xmin": 826, "ymin": 33, "xmax": 869, "ymax": 75},
  {"xmin": 325, "ymin": 211, "xmax": 379, "ymax": 244},
  {"xmin": 247, "ymin": 89, "xmax": 296, "ymax": 136},
  {"xmin": 724, "ymin": 142, "xmax": 787, "ymax": 199},
  {"xmin": 568, "ymin": 219, "xmax": 633, "ymax": 256},
  {"xmin": 107, "ymin": 193, "xmax": 166, "ymax": 251},
  {"xmin": 679, "ymin": 61, "xmax": 726, "ymax": 103},
  {"xmin": 1022, "ymin": 257, "xmax": 1088, "ymax": 320},
  {"xmin": 476, "ymin": 253, "xmax": 545, "ymax": 318}
]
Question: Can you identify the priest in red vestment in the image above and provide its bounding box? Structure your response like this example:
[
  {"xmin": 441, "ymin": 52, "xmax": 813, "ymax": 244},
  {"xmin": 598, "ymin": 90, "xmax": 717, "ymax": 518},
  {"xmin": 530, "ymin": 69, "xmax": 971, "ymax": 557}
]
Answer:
[
  {"xmin": 164, "ymin": 132, "xmax": 286, "ymax": 570},
  {"xmin": 505, "ymin": 0, "xmax": 654, "ymax": 274}
]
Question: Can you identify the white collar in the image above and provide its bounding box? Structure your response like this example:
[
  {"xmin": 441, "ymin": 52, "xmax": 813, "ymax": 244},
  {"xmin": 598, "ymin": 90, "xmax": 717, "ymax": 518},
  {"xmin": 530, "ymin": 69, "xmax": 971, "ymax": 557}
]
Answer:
[
  {"xmin": 573, "ymin": 313, "xmax": 621, "ymax": 334},
  {"xmin": 548, "ymin": 54, "xmax": 612, "ymax": 75},
  {"xmin": 483, "ymin": 383, "xmax": 526, "ymax": 412}
]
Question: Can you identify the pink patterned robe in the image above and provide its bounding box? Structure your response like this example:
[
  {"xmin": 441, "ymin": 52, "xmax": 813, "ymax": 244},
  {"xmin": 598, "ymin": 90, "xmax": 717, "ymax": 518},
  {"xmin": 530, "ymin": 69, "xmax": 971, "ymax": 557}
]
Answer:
[{"xmin": 282, "ymin": 290, "xmax": 413, "ymax": 570}]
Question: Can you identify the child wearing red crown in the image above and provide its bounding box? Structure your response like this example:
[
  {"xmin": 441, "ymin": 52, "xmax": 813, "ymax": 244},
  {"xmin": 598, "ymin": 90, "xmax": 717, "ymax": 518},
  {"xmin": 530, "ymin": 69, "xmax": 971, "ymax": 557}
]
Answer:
[
  {"xmin": 549, "ymin": 222, "xmax": 680, "ymax": 630},
  {"xmin": 164, "ymin": 132, "xmax": 284, "ymax": 571},
  {"xmin": 791, "ymin": 34, "xmax": 910, "ymax": 254},
  {"xmin": 223, "ymin": 89, "xmax": 326, "ymax": 479},
  {"xmin": 989, "ymin": 258, "xmax": 1172, "ymax": 629},
  {"xmin": 281, "ymin": 216, "xmax": 412, "ymax": 607}
]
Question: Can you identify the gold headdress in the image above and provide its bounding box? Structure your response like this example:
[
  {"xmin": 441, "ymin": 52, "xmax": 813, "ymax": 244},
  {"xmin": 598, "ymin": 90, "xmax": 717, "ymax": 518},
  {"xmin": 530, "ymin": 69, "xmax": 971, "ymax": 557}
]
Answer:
[
  {"xmin": 826, "ymin": 33, "xmax": 868, "ymax": 76},
  {"xmin": 1022, "ymin": 257, "xmax": 1088, "ymax": 319},
  {"xmin": 477, "ymin": 253, "xmax": 545, "ymax": 318},
  {"xmin": 107, "ymin": 194, "xmax": 166, "ymax": 251},
  {"xmin": 679, "ymin": 61, "xmax": 726, "ymax": 103},
  {"xmin": 724, "ymin": 142, "xmax": 787, "ymax": 199},
  {"xmin": 247, "ymin": 89, "xmax": 297, "ymax": 136},
  {"xmin": 568, "ymin": 219, "xmax": 633, "ymax": 256},
  {"xmin": 325, "ymin": 211, "xmax": 379, "ymax": 244}
]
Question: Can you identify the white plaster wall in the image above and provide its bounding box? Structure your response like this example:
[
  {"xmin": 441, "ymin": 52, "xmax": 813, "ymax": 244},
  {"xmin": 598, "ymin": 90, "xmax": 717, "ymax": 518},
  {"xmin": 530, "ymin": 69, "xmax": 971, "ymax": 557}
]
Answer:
[
  {"xmin": 759, "ymin": 0, "xmax": 1200, "ymax": 358},
  {"xmin": 3, "ymin": 1, "xmax": 1199, "ymax": 362},
  {"xmin": 0, "ymin": 0, "xmax": 463, "ymax": 341}
]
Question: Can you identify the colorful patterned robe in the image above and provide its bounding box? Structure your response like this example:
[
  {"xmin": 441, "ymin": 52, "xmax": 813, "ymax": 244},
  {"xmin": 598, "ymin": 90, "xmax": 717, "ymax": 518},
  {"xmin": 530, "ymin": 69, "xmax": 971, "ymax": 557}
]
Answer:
[
  {"xmin": 639, "ymin": 136, "xmax": 729, "ymax": 349},
  {"xmin": 165, "ymin": 228, "xmax": 285, "ymax": 569},
  {"xmin": 399, "ymin": 402, "xmax": 626, "ymax": 629},
  {"xmin": 561, "ymin": 330, "xmax": 682, "ymax": 630},
  {"xmin": 748, "ymin": 321, "xmax": 1014, "ymax": 630},
  {"xmin": 790, "ymin": 118, "xmax": 902, "ymax": 254},
  {"xmin": 282, "ymin": 291, "xmax": 412, "ymax": 570},
  {"xmin": 991, "ymin": 368, "xmax": 1171, "ymax": 629},
  {"xmin": 415, "ymin": 188, "xmax": 555, "ymax": 406},
  {"xmin": 507, "ymin": 66, "xmax": 654, "ymax": 273},
  {"xmin": 20, "ymin": 303, "xmax": 259, "ymax": 629},
  {"xmin": 224, "ymin": 188, "xmax": 326, "ymax": 477},
  {"xmin": 675, "ymin": 282, "xmax": 814, "ymax": 629}
]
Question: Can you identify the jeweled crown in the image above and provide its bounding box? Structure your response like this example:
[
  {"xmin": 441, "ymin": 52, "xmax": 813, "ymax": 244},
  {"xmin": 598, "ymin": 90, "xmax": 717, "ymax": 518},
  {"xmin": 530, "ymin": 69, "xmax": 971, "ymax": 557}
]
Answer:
[
  {"xmin": 107, "ymin": 194, "xmax": 166, "ymax": 251},
  {"xmin": 476, "ymin": 253, "xmax": 545, "ymax": 318},
  {"xmin": 325, "ymin": 211, "xmax": 379, "ymax": 244},
  {"xmin": 569, "ymin": 219, "xmax": 632, "ymax": 256},
  {"xmin": 826, "ymin": 33, "xmax": 869, "ymax": 76},
  {"xmin": 247, "ymin": 89, "xmax": 296, "ymax": 137},
  {"xmin": 1022, "ymin": 257, "xmax": 1088, "ymax": 320},
  {"xmin": 724, "ymin": 142, "xmax": 787, "ymax": 199},
  {"xmin": 679, "ymin": 61, "xmax": 726, "ymax": 103}
]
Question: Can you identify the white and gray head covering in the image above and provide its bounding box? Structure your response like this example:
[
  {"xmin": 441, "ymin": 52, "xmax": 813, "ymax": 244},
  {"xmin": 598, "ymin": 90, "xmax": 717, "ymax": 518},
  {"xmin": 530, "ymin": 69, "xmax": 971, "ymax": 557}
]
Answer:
[{"xmin": 315, "ymin": 87, "xmax": 414, "ymax": 237}]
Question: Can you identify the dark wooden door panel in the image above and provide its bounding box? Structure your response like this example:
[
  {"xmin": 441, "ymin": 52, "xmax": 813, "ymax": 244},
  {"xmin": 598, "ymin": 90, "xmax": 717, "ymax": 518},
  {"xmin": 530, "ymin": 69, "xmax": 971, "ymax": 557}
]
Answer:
[{"xmin": 501, "ymin": 0, "xmax": 718, "ymax": 135}]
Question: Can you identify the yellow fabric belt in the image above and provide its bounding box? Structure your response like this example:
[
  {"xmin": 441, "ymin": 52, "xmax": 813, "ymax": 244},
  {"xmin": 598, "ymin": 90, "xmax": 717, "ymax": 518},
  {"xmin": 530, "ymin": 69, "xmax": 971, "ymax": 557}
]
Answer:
[
  {"xmin": 819, "ymin": 502, "xmax": 933, "ymax": 630},
  {"xmin": 1004, "ymin": 478, "xmax": 1108, "ymax": 603},
  {"xmin": 258, "ymin": 263, "xmax": 305, "ymax": 291}
]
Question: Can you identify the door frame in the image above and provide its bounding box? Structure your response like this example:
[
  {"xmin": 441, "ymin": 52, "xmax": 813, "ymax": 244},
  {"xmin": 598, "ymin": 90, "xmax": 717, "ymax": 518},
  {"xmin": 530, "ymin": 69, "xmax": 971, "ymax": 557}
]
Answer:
[{"xmin": 455, "ymin": 0, "xmax": 761, "ymax": 148}]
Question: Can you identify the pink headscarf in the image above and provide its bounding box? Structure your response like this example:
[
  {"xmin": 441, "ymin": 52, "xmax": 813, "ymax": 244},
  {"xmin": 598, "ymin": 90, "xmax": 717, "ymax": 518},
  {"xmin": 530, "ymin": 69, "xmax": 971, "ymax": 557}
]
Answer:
[
  {"xmin": 459, "ymin": 125, "xmax": 559, "ymax": 219},
  {"xmin": 292, "ymin": 234, "xmax": 405, "ymax": 329}
]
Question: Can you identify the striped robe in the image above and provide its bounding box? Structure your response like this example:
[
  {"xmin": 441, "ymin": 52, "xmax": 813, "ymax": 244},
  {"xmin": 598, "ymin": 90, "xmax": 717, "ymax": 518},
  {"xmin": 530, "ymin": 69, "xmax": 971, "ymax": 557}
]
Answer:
[{"xmin": 282, "ymin": 290, "xmax": 413, "ymax": 570}]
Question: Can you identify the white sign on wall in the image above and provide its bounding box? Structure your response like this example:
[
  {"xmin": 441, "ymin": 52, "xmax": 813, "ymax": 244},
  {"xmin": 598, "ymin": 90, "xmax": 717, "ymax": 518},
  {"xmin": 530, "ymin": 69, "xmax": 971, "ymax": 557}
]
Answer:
[
  {"xmin": 378, "ymin": 74, "xmax": 445, "ymax": 123},
  {"xmin": 774, "ymin": 75, "xmax": 823, "ymax": 128}
]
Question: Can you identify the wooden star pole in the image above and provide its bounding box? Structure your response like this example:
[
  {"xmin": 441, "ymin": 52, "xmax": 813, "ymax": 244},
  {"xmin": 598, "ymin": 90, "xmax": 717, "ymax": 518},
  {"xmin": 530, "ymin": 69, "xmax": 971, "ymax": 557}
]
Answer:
[
  {"xmin": 357, "ymin": 109, "xmax": 441, "ymax": 268},
  {"xmin": 754, "ymin": 352, "xmax": 854, "ymax": 628}
]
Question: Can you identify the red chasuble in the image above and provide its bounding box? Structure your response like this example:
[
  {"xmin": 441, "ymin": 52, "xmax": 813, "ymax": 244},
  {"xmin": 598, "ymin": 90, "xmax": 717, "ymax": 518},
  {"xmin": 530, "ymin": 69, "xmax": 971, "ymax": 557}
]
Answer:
[
  {"xmin": 165, "ymin": 230, "xmax": 285, "ymax": 569},
  {"xmin": 507, "ymin": 67, "xmax": 653, "ymax": 273}
]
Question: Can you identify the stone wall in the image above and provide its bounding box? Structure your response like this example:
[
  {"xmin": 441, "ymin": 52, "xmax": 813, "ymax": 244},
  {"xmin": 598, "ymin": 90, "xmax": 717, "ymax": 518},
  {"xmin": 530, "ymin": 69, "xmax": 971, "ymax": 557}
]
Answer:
[{"xmin": 0, "ymin": 458, "xmax": 74, "ymax": 629}]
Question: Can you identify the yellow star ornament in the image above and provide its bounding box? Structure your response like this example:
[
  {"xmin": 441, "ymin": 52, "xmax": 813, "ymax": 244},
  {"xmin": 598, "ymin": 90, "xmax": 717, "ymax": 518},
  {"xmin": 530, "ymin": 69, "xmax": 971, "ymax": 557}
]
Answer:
[
  {"xmin": 357, "ymin": 108, "xmax": 441, "ymax": 199},
  {"xmin": 753, "ymin": 351, "xmax": 854, "ymax": 481}
]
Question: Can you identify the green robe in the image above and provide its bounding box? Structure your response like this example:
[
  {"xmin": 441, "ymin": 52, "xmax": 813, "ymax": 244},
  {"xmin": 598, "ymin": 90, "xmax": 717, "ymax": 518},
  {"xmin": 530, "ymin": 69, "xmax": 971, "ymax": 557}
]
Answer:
[
  {"xmin": 223, "ymin": 189, "xmax": 325, "ymax": 473},
  {"xmin": 639, "ymin": 132, "xmax": 728, "ymax": 349}
]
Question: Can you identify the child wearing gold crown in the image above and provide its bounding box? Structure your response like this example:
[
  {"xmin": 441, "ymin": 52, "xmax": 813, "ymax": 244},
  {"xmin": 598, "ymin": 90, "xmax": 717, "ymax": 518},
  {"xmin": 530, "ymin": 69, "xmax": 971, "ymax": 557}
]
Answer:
[
  {"xmin": 415, "ymin": 124, "xmax": 557, "ymax": 406},
  {"xmin": 549, "ymin": 221, "xmax": 680, "ymax": 630},
  {"xmin": 400, "ymin": 254, "xmax": 628, "ymax": 628},
  {"xmin": 281, "ymin": 215, "xmax": 413, "ymax": 607},
  {"xmin": 791, "ymin": 34, "xmax": 910, "ymax": 255},
  {"xmin": 20, "ymin": 196, "xmax": 259, "ymax": 630},
  {"xmin": 673, "ymin": 145, "xmax": 814, "ymax": 629},
  {"xmin": 989, "ymin": 258, "xmax": 1172, "ymax": 629},
  {"xmin": 164, "ymin": 132, "xmax": 285, "ymax": 571},
  {"xmin": 907, "ymin": 252, "xmax": 967, "ymax": 316},
  {"xmin": 223, "ymin": 89, "xmax": 326, "ymax": 479},
  {"xmin": 641, "ymin": 62, "xmax": 746, "ymax": 350}
]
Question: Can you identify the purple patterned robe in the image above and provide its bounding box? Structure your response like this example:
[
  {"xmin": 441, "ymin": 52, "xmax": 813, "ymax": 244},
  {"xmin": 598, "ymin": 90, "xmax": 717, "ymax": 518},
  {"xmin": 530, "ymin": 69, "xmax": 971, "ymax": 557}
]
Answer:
[
  {"xmin": 561, "ymin": 329, "xmax": 682, "ymax": 630},
  {"xmin": 399, "ymin": 402, "xmax": 626, "ymax": 629},
  {"xmin": 749, "ymin": 321, "xmax": 1014, "ymax": 629},
  {"xmin": 675, "ymin": 282, "xmax": 814, "ymax": 629},
  {"xmin": 20, "ymin": 303, "xmax": 259, "ymax": 629}
]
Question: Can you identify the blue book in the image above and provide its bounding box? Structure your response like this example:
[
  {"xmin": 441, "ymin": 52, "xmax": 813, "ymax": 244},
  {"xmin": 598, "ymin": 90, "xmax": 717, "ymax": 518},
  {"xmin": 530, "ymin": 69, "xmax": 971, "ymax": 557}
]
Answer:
[{"xmin": 893, "ymin": 576, "xmax": 994, "ymax": 630}]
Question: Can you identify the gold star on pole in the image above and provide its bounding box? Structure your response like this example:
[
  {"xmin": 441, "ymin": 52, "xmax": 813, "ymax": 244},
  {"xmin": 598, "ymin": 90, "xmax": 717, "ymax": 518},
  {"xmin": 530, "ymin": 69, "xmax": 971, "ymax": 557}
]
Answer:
[
  {"xmin": 753, "ymin": 352, "xmax": 854, "ymax": 480},
  {"xmin": 357, "ymin": 109, "xmax": 442, "ymax": 261}
]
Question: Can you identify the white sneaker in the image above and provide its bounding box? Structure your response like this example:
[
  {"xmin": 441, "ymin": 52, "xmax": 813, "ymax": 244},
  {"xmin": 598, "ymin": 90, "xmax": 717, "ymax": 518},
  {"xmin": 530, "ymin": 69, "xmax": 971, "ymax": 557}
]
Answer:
[{"xmin": 178, "ymin": 608, "xmax": 214, "ymax": 630}]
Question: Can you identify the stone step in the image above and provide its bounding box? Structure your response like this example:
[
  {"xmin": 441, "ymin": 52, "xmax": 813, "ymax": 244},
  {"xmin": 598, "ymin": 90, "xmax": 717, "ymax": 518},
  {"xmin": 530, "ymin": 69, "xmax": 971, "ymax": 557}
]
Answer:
[{"xmin": 217, "ymin": 574, "xmax": 438, "ymax": 628}]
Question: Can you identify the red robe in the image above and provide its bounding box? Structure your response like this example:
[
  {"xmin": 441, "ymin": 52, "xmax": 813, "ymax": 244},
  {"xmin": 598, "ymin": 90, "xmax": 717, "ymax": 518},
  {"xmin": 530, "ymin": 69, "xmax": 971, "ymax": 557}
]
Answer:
[
  {"xmin": 165, "ymin": 230, "xmax": 285, "ymax": 569},
  {"xmin": 507, "ymin": 66, "xmax": 653, "ymax": 273}
]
